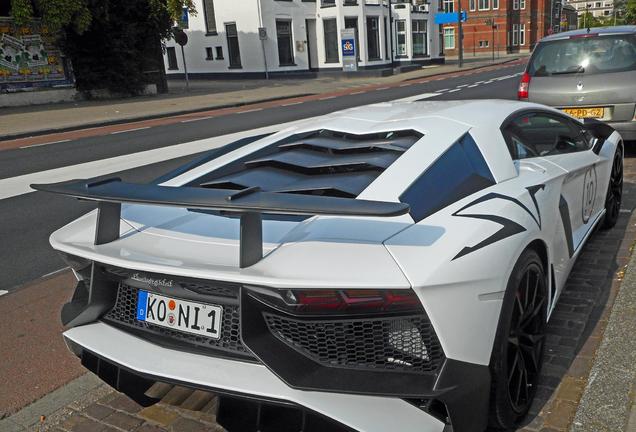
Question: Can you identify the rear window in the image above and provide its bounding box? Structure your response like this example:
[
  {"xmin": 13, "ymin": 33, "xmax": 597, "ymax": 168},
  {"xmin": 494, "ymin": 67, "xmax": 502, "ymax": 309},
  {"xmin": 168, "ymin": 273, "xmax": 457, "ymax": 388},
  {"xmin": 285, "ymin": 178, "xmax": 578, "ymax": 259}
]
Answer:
[
  {"xmin": 529, "ymin": 33, "xmax": 636, "ymax": 76},
  {"xmin": 400, "ymin": 133, "xmax": 495, "ymax": 223}
]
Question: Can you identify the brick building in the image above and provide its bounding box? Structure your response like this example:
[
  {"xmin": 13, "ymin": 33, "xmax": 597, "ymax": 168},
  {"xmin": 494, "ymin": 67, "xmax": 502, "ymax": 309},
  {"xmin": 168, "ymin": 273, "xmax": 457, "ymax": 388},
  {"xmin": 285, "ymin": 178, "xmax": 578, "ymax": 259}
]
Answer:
[{"xmin": 440, "ymin": 0, "xmax": 560, "ymax": 56}]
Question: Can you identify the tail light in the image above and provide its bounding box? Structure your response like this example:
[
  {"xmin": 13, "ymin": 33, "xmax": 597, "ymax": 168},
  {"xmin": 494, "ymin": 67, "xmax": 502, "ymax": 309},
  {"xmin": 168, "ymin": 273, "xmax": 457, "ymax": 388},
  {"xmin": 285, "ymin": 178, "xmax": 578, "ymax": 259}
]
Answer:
[
  {"xmin": 518, "ymin": 72, "xmax": 531, "ymax": 100},
  {"xmin": 248, "ymin": 287, "xmax": 423, "ymax": 315}
]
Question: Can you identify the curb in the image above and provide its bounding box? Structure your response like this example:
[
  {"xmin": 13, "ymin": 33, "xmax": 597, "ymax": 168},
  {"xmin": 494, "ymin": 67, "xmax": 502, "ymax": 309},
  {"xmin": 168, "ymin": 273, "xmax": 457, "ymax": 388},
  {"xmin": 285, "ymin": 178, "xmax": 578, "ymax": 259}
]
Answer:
[
  {"xmin": 0, "ymin": 373, "xmax": 109, "ymax": 432},
  {"xmin": 0, "ymin": 56, "xmax": 525, "ymax": 142},
  {"xmin": 402, "ymin": 56, "xmax": 521, "ymax": 82}
]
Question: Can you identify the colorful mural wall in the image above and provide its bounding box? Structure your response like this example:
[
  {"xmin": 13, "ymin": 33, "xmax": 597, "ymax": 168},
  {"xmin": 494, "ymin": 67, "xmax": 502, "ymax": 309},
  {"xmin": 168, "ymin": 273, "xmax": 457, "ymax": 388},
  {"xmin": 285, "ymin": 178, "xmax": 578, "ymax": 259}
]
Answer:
[{"xmin": 0, "ymin": 17, "xmax": 72, "ymax": 90}]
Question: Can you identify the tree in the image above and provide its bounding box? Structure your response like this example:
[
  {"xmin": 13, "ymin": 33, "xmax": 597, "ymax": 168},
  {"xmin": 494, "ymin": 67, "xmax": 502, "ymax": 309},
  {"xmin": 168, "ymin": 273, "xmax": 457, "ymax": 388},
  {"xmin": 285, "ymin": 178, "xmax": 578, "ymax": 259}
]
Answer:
[
  {"xmin": 624, "ymin": 0, "xmax": 636, "ymax": 24},
  {"xmin": 578, "ymin": 11, "xmax": 608, "ymax": 28},
  {"xmin": 8, "ymin": 0, "xmax": 196, "ymax": 95}
]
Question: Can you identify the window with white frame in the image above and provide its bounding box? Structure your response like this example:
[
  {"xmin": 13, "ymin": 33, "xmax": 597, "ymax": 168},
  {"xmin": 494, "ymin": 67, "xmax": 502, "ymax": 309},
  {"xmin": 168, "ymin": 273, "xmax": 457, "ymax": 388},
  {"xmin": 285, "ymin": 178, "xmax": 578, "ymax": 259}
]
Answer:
[
  {"xmin": 479, "ymin": 40, "xmax": 489, "ymax": 47},
  {"xmin": 478, "ymin": 0, "xmax": 490, "ymax": 9},
  {"xmin": 519, "ymin": 24, "xmax": 525, "ymax": 45},
  {"xmin": 443, "ymin": 27, "xmax": 455, "ymax": 49},
  {"xmin": 443, "ymin": 0, "xmax": 454, "ymax": 13},
  {"xmin": 512, "ymin": 24, "xmax": 519, "ymax": 46},
  {"xmin": 412, "ymin": 19, "xmax": 427, "ymax": 56},
  {"xmin": 513, "ymin": 0, "xmax": 519, "ymax": 9},
  {"xmin": 396, "ymin": 20, "xmax": 407, "ymax": 56},
  {"xmin": 469, "ymin": 0, "xmax": 476, "ymax": 11},
  {"xmin": 323, "ymin": 19, "xmax": 339, "ymax": 63},
  {"xmin": 202, "ymin": 0, "xmax": 217, "ymax": 34},
  {"xmin": 367, "ymin": 17, "xmax": 381, "ymax": 60},
  {"xmin": 493, "ymin": 0, "xmax": 499, "ymax": 9},
  {"xmin": 520, "ymin": 0, "xmax": 526, "ymax": 8}
]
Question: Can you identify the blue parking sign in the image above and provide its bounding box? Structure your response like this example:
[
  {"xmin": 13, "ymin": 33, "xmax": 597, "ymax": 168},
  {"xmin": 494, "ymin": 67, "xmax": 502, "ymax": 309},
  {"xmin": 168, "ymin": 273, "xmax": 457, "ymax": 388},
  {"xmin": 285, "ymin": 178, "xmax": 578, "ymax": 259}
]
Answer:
[{"xmin": 342, "ymin": 38, "xmax": 356, "ymax": 57}]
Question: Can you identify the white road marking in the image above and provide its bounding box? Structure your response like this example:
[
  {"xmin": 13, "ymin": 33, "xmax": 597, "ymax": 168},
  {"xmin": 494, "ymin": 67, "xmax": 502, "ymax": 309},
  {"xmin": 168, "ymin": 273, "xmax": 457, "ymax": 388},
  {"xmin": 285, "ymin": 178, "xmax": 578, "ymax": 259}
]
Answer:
[
  {"xmin": 468, "ymin": 84, "xmax": 479, "ymax": 88},
  {"xmin": 350, "ymin": 90, "xmax": 366, "ymax": 95},
  {"xmin": 110, "ymin": 126, "xmax": 151, "ymax": 135},
  {"xmin": 20, "ymin": 139, "xmax": 71, "ymax": 149},
  {"xmin": 42, "ymin": 267, "xmax": 69, "ymax": 278},
  {"xmin": 237, "ymin": 108, "xmax": 263, "ymax": 114},
  {"xmin": 319, "ymin": 95, "xmax": 337, "ymax": 100},
  {"xmin": 0, "ymin": 122, "xmax": 293, "ymax": 200},
  {"xmin": 180, "ymin": 116, "xmax": 214, "ymax": 123},
  {"xmin": 448, "ymin": 88, "xmax": 462, "ymax": 93},
  {"xmin": 375, "ymin": 87, "xmax": 390, "ymax": 91},
  {"xmin": 399, "ymin": 83, "xmax": 412, "ymax": 87},
  {"xmin": 457, "ymin": 84, "xmax": 469, "ymax": 88},
  {"xmin": 0, "ymin": 290, "xmax": 8, "ymax": 297},
  {"xmin": 391, "ymin": 93, "xmax": 441, "ymax": 103},
  {"xmin": 475, "ymin": 81, "xmax": 485, "ymax": 84},
  {"xmin": 282, "ymin": 101, "xmax": 304, "ymax": 106},
  {"xmin": 620, "ymin": 209, "xmax": 631, "ymax": 213},
  {"xmin": 437, "ymin": 88, "xmax": 450, "ymax": 92}
]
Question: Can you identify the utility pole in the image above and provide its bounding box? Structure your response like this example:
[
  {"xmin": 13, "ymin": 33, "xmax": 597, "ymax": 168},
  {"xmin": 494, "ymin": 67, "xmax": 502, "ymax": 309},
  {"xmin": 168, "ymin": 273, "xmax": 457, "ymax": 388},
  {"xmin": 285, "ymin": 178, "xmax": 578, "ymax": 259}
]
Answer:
[
  {"xmin": 614, "ymin": 8, "xmax": 617, "ymax": 25},
  {"xmin": 389, "ymin": 0, "xmax": 395, "ymax": 68},
  {"xmin": 550, "ymin": 0, "xmax": 554, "ymax": 32},
  {"xmin": 457, "ymin": 0, "xmax": 464, "ymax": 67}
]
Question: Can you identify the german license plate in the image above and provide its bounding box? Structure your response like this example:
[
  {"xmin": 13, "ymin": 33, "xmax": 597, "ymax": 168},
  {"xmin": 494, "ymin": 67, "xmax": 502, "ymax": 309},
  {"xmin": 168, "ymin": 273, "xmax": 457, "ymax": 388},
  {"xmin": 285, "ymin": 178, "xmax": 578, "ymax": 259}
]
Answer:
[
  {"xmin": 136, "ymin": 291, "xmax": 222, "ymax": 339},
  {"xmin": 562, "ymin": 107, "xmax": 604, "ymax": 119}
]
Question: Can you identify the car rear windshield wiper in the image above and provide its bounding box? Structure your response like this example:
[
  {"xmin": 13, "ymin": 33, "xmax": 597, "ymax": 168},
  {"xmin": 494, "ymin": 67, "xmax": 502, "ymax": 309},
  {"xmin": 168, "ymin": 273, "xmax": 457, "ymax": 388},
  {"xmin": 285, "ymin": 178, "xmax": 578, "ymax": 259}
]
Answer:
[{"xmin": 551, "ymin": 65, "xmax": 585, "ymax": 75}]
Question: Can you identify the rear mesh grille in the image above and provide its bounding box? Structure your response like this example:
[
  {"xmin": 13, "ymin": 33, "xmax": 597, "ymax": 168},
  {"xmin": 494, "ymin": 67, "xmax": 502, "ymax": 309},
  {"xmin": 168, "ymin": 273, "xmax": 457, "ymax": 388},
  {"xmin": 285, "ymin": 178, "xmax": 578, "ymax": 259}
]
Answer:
[
  {"xmin": 263, "ymin": 313, "xmax": 444, "ymax": 373},
  {"xmin": 103, "ymin": 283, "xmax": 252, "ymax": 359}
]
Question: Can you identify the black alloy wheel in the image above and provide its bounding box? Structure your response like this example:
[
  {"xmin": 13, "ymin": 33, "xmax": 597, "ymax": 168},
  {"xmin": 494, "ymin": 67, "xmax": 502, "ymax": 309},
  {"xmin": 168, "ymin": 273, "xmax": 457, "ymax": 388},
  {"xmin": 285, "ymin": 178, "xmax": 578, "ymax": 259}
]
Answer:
[
  {"xmin": 602, "ymin": 144, "xmax": 623, "ymax": 230},
  {"xmin": 488, "ymin": 249, "xmax": 547, "ymax": 430},
  {"xmin": 506, "ymin": 265, "xmax": 547, "ymax": 414}
]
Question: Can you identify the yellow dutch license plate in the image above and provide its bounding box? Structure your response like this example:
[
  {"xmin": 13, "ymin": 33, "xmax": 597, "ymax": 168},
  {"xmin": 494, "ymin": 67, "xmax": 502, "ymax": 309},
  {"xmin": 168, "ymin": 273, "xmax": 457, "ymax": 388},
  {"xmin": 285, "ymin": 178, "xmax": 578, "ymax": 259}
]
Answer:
[{"xmin": 562, "ymin": 107, "xmax": 605, "ymax": 119}]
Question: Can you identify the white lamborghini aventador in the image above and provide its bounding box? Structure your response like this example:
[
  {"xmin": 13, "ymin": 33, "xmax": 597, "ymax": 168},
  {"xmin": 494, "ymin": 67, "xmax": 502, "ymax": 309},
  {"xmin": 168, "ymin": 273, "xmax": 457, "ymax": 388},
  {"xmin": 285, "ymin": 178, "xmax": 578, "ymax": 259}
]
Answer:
[{"xmin": 34, "ymin": 100, "xmax": 623, "ymax": 432}]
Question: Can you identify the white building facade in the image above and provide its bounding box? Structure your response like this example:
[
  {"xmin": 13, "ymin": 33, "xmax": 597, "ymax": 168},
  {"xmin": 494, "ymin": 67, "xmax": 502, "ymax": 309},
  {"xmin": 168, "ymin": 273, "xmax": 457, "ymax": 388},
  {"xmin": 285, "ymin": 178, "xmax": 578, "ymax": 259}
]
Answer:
[
  {"xmin": 565, "ymin": 0, "xmax": 614, "ymax": 18},
  {"xmin": 163, "ymin": 0, "xmax": 443, "ymax": 77}
]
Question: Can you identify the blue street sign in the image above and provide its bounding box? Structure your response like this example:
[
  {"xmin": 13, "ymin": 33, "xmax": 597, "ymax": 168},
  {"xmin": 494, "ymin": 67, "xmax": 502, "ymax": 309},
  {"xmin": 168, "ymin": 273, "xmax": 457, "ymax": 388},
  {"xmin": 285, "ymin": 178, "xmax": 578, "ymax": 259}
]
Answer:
[
  {"xmin": 180, "ymin": 7, "xmax": 189, "ymax": 29},
  {"xmin": 434, "ymin": 11, "xmax": 468, "ymax": 24},
  {"xmin": 342, "ymin": 38, "xmax": 356, "ymax": 57}
]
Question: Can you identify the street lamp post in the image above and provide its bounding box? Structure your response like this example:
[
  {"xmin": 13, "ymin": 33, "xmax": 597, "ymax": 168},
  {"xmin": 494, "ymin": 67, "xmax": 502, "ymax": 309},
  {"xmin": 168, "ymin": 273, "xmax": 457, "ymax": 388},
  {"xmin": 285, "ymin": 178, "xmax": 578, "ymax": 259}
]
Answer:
[
  {"xmin": 485, "ymin": 18, "xmax": 496, "ymax": 62},
  {"xmin": 492, "ymin": 23, "xmax": 496, "ymax": 61}
]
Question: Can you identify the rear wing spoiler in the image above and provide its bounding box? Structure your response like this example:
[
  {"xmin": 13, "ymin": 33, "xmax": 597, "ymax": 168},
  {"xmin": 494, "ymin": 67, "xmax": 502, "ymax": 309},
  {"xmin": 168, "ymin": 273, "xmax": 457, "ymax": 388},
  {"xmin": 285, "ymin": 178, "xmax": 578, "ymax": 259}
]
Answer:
[{"xmin": 31, "ymin": 177, "xmax": 409, "ymax": 268}]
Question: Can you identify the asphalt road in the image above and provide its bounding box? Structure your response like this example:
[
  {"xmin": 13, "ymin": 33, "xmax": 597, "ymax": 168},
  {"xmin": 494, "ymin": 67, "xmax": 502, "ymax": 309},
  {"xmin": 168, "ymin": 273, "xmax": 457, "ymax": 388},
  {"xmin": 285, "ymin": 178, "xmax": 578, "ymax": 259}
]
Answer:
[{"xmin": 0, "ymin": 64, "xmax": 523, "ymax": 292}]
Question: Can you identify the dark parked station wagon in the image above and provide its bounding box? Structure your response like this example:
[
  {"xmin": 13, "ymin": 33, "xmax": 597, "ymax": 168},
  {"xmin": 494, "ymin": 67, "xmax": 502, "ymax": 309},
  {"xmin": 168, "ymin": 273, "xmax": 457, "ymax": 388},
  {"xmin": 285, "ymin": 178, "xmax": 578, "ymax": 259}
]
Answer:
[{"xmin": 519, "ymin": 26, "xmax": 636, "ymax": 140}]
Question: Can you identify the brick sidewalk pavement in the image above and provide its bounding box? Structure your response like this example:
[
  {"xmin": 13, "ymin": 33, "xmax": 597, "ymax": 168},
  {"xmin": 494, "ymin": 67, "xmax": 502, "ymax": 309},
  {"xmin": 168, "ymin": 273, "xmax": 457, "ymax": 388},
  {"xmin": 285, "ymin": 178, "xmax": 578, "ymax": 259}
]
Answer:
[{"xmin": 3, "ymin": 149, "xmax": 636, "ymax": 432}]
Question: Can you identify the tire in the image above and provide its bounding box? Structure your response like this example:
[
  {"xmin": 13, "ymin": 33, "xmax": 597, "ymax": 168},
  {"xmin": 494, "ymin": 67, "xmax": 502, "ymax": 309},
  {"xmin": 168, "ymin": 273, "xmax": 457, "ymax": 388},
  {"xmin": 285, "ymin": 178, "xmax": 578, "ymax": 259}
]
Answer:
[
  {"xmin": 602, "ymin": 143, "xmax": 623, "ymax": 230},
  {"xmin": 488, "ymin": 248, "xmax": 548, "ymax": 430}
]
